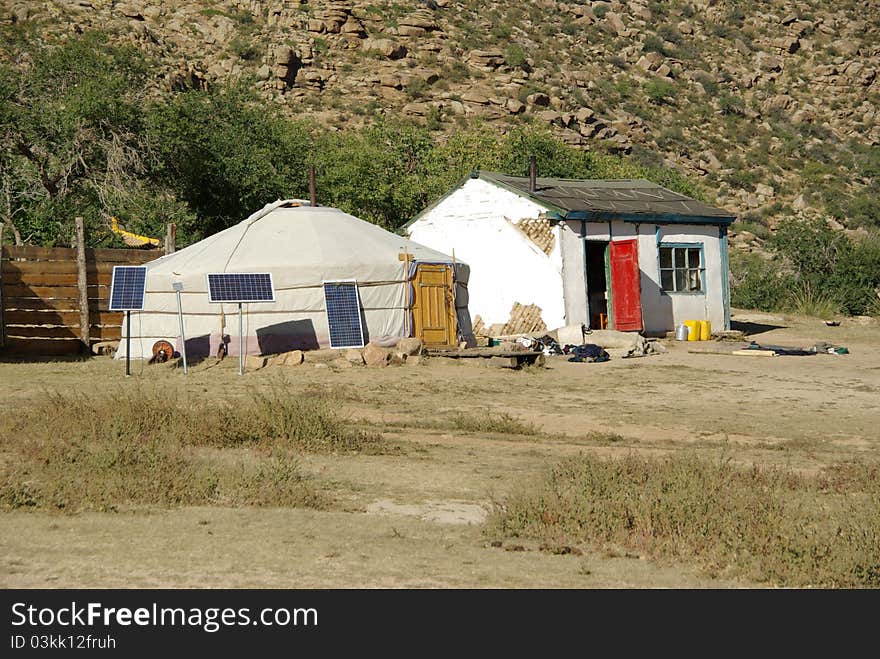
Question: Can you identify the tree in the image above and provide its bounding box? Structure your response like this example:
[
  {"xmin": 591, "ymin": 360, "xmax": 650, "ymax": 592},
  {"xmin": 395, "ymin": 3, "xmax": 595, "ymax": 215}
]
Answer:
[
  {"xmin": 147, "ymin": 83, "xmax": 312, "ymax": 239},
  {"xmin": 0, "ymin": 32, "xmax": 179, "ymax": 246}
]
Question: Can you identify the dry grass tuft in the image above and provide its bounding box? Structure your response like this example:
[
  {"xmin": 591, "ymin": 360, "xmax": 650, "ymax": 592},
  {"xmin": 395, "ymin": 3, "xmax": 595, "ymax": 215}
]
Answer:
[
  {"xmin": 0, "ymin": 385, "xmax": 388, "ymax": 512},
  {"xmin": 487, "ymin": 453, "xmax": 880, "ymax": 588}
]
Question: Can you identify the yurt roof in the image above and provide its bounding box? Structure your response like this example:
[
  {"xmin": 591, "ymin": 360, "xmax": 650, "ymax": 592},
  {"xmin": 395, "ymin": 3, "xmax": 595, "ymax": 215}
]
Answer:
[{"xmin": 147, "ymin": 200, "xmax": 460, "ymax": 277}]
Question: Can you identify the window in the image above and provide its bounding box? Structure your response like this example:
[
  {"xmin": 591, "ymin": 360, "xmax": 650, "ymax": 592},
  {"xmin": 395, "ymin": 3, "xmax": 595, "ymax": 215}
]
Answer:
[{"xmin": 659, "ymin": 244, "xmax": 704, "ymax": 293}]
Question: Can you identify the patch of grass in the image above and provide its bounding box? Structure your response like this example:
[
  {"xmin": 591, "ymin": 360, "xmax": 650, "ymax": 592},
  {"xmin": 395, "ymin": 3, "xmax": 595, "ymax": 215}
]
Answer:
[
  {"xmin": 449, "ymin": 410, "xmax": 539, "ymax": 435},
  {"xmin": 786, "ymin": 282, "xmax": 841, "ymax": 319},
  {"xmin": 487, "ymin": 453, "xmax": 880, "ymax": 587},
  {"xmin": 0, "ymin": 385, "xmax": 388, "ymax": 512}
]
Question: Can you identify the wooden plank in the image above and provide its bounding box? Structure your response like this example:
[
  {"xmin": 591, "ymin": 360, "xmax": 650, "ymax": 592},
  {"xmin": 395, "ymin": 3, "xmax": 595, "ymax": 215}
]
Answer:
[
  {"xmin": 0, "ymin": 271, "xmax": 113, "ymax": 286},
  {"xmin": 1, "ymin": 245, "xmax": 76, "ymax": 261},
  {"xmin": 76, "ymin": 217, "xmax": 90, "ymax": 353},
  {"xmin": 2, "ymin": 297, "xmax": 112, "ymax": 311},
  {"xmin": 487, "ymin": 356, "xmax": 519, "ymax": 369},
  {"xmin": 3, "ymin": 310, "xmax": 122, "ymax": 326},
  {"xmin": 0, "ymin": 337, "xmax": 83, "ymax": 355},
  {"xmin": 1, "ymin": 260, "xmax": 108, "ymax": 275},
  {"xmin": 5, "ymin": 324, "xmax": 120, "ymax": 340},
  {"xmin": 88, "ymin": 247, "xmax": 162, "ymax": 263},
  {"xmin": 1, "ymin": 283, "xmax": 109, "ymax": 298},
  {"xmin": 732, "ymin": 349, "xmax": 777, "ymax": 357},
  {"xmin": 0, "ymin": 223, "xmax": 4, "ymax": 348},
  {"xmin": 2, "ymin": 245, "xmax": 162, "ymax": 263}
]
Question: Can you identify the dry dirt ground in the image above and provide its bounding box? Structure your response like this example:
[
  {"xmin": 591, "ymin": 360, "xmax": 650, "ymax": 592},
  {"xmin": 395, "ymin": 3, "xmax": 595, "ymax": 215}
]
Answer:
[{"xmin": 1, "ymin": 311, "xmax": 878, "ymax": 588}]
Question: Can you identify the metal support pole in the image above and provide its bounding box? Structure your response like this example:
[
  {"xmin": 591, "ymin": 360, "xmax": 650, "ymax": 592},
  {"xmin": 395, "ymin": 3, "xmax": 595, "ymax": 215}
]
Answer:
[
  {"xmin": 176, "ymin": 288, "xmax": 188, "ymax": 375},
  {"xmin": 238, "ymin": 302, "xmax": 244, "ymax": 376},
  {"xmin": 125, "ymin": 310, "xmax": 131, "ymax": 377}
]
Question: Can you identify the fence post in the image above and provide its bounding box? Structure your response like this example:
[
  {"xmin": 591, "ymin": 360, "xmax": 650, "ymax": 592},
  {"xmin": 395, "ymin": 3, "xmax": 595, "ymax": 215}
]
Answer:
[
  {"xmin": 165, "ymin": 223, "xmax": 176, "ymax": 255},
  {"xmin": 75, "ymin": 217, "xmax": 90, "ymax": 354},
  {"xmin": 0, "ymin": 223, "xmax": 5, "ymax": 348}
]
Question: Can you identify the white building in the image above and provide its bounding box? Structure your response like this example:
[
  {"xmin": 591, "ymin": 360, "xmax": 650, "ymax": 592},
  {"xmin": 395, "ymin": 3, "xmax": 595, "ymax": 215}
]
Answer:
[{"xmin": 405, "ymin": 171, "xmax": 736, "ymax": 336}]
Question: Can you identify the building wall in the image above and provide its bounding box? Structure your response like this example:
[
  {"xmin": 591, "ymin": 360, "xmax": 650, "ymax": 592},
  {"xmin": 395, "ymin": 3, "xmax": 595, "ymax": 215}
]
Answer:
[
  {"xmin": 636, "ymin": 223, "xmax": 726, "ymax": 334},
  {"xmin": 409, "ymin": 179, "xmax": 728, "ymax": 335},
  {"xmin": 407, "ymin": 178, "xmax": 566, "ymax": 329}
]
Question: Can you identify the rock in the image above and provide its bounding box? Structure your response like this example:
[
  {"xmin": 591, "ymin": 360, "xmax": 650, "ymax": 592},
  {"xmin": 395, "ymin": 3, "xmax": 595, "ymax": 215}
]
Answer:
[
  {"xmin": 255, "ymin": 65, "xmax": 271, "ymax": 81},
  {"xmin": 467, "ymin": 49, "xmax": 505, "ymax": 70},
  {"xmin": 390, "ymin": 352, "xmax": 408, "ymax": 365},
  {"xmin": 363, "ymin": 342, "xmax": 392, "ymax": 366},
  {"xmin": 526, "ymin": 92, "xmax": 550, "ymax": 106},
  {"xmin": 538, "ymin": 109, "xmax": 562, "ymax": 125},
  {"xmin": 506, "ymin": 98, "xmax": 526, "ymax": 114},
  {"xmin": 332, "ymin": 357, "xmax": 353, "ymax": 369},
  {"xmin": 245, "ymin": 355, "xmax": 267, "ymax": 370},
  {"xmin": 344, "ymin": 348, "xmax": 365, "ymax": 365},
  {"xmin": 396, "ymin": 337, "xmax": 424, "ymax": 356},
  {"xmin": 276, "ymin": 350, "xmax": 304, "ymax": 366},
  {"xmin": 655, "ymin": 63, "xmax": 672, "ymax": 78},
  {"xmin": 757, "ymin": 53, "xmax": 783, "ymax": 72},
  {"xmin": 399, "ymin": 14, "xmax": 439, "ymax": 31},
  {"xmin": 461, "ymin": 90, "xmax": 491, "ymax": 105},
  {"xmin": 755, "ymin": 183, "xmax": 775, "ymax": 198},
  {"xmin": 792, "ymin": 194, "xmax": 808, "ymax": 211},
  {"xmin": 362, "ymin": 38, "xmax": 407, "ymax": 59},
  {"xmin": 91, "ymin": 340, "xmax": 119, "ymax": 356},
  {"xmin": 603, "ymin": 12, "xmax": 626, "ymax": 35},
  {"xmin": 274, "ymin": 46, "xmax": 294, "ymax": 65}
]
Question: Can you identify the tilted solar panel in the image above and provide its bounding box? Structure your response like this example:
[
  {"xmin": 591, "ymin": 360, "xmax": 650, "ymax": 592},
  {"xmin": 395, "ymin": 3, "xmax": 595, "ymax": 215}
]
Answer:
[
  {"xmin": 323, "ymin": 281, "xmax": 365, "ymax": 349},
  {"xmin": 109, "ymin": 266, "xmax": 148, "ymax": 311},
  {"xmin": 207, "ymin": 273, "xmax": 275, "ymax": 303}
]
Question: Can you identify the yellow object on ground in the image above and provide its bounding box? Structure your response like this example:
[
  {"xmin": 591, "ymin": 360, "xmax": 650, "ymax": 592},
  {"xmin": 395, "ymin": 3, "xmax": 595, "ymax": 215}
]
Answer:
[
  {"xmin": 684, "ymin": 320, "xmax": 700, "ymax": 341},
  {"xmin": 110, "ymin": 217, "xmax": 160, "ymax": 248},
  {"xmin": 698, "ymin": 320, "xmax": 712, "ymax": 341}
]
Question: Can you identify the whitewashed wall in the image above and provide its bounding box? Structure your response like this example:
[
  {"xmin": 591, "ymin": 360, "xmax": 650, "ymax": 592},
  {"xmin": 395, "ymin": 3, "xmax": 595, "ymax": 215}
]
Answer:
[
  {"xmin": 408, "ymin": 178, "xmax": 566, "ymax": 329},
  {"xmin": 409, "ymin": 178, "xmax": 728, "ymax": 335},
  {"xmin": 637, "ymin": 223, "xmax": 726, "ymax": 334}
]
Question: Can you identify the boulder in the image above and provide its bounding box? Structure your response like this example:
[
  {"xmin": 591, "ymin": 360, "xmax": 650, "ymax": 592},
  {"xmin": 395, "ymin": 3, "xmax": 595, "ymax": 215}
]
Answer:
[
  {"xmin": 245, "ymin": 355, "xmax": 267, "ymax": 370},
  {"xmin": 363, "ymin": 342, "xmax": 392, "ymax": 366},
  {"xmin": 362, "ymin": 38, "xmax": 407, "ymax": 60},
  {"xmin": 276, "ymin": 350, "xmax": 304, "ymax": 366},
  {"xmin": 343, "ymin": 349, "xmax": 365, "ymax": 365},
  {"xmin": 396, "ymin": 337, "xmax": 424, "ymax": 356}
]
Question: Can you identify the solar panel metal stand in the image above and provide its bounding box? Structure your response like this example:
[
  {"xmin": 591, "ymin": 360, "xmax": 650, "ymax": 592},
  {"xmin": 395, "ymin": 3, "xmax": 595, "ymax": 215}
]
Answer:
[
  {"xmin": 172, "ymin": 282, "xmax": 188, "ymax": 375},
  {"xmin": 238, "ymin": 302, "xmax": 244, "ymax": 376},
  {"xmin": 125, "ymin": 311, "xmax": 131, "ymax": 377}
]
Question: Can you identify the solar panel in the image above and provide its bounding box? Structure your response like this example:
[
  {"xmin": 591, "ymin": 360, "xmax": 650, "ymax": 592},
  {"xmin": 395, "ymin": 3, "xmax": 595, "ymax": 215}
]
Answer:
[
  {"xmin": 207, "ymin": 273, "xmax": 275, "ymax": 303},
  {"xmin": 323, "ymin": 281, "xmax": 365, "ymax": 348},
  {"xmin": 109, "ymin": 266, "xmax": 147, "ymax": 311}
]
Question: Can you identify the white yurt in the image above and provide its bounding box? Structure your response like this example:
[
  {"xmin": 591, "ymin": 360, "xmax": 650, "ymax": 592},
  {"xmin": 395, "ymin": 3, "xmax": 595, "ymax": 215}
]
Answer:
[{"xmin": 117, "ymin": 200, "xmax": 471, "ymax": 360}]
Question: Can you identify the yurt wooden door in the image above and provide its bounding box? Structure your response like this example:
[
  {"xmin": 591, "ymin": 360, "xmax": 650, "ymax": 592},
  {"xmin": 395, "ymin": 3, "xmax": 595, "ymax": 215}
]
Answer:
[{"xmin": 412, "ymin": 264, "xmax": 456, "ymax": 347}]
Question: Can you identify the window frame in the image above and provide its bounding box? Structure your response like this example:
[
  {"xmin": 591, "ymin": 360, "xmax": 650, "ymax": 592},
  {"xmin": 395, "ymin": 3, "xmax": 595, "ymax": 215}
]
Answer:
[{"xmin": 658, "ymin": 243, "xmax": 706, "ymax": 295}]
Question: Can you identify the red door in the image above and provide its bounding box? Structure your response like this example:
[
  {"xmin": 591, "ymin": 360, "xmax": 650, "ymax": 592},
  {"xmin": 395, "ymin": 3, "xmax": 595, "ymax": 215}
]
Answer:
[{"xmin": 609, "ymin": 239, "xmax": 643, "ymax": 331}]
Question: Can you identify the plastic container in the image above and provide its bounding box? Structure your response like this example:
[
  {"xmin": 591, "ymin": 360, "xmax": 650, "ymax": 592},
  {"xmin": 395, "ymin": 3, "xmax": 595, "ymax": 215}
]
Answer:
[
  {"xmin": 698, "ymin": 320, "xmax": 712, "ymax": 341},
  {"xmin": 675, "ymin": 324, "xmax": 689, "ymax": 341},
  {"xmin": 684, "ymin": 320, "xmax": 700, "ymax": 342}
]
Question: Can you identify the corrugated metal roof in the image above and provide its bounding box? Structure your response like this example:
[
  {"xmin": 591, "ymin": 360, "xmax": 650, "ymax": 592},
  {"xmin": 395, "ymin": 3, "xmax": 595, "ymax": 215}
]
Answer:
[{"xmin": 481, "ymin": 172, "xmax": 736, "ymax": 223}]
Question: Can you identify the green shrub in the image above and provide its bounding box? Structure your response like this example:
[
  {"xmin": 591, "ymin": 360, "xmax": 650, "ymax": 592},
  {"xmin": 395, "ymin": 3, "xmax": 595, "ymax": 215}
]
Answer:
[
  {"xmin": 504, "ymin": 43, "xmax": 528, "ymax": 68},
  {"xmin": 729, "ymin": 252, "xmax": 792, "ymax": 311},
  {"xmin": 644, "ymin": 78, "xmax": 676, "ymax": 105}
]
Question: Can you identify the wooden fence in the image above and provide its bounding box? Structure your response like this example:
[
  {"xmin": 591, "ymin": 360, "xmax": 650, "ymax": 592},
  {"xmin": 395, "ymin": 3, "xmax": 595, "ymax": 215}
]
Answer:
[{"xmin": 0, "ymin": 244, "xmax": 163, "ymax": 356}]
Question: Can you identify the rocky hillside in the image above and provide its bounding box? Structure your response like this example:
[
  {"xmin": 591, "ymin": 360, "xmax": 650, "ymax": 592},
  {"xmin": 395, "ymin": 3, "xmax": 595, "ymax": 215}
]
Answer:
[{"xmin": 6, "ymin": 0, "xmax": 878, "ymax": 240}]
